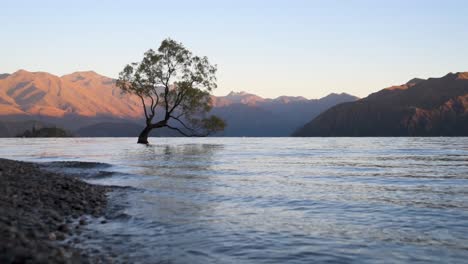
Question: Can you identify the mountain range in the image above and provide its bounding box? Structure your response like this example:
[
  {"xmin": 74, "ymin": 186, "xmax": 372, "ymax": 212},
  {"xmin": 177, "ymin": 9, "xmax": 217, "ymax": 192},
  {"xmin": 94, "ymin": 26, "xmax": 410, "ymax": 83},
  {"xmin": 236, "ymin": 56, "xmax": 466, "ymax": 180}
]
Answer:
[
  {"xmin": 293, "ymin": 72, "xmax": 468, "ymax": 136},
  {"xmin": 0, "ymin": 70, "xmax": 358, "ymax": 137}
]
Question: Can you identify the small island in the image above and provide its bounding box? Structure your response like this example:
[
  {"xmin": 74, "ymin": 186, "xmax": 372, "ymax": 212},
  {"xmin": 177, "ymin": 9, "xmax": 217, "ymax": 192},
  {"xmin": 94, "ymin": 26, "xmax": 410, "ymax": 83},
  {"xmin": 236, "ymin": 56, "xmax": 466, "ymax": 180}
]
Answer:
[{"xmin": 16, "ymin": 127, "xmax": 73, "ymax": 138}]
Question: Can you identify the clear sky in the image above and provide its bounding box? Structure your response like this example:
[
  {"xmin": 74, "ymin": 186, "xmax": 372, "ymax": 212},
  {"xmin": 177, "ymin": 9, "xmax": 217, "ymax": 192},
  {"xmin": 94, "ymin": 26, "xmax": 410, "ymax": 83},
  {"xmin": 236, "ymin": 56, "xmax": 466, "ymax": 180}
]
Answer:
[{"xmin": 2, "ymin": 0, "xmax": 467, "ymax": 98}]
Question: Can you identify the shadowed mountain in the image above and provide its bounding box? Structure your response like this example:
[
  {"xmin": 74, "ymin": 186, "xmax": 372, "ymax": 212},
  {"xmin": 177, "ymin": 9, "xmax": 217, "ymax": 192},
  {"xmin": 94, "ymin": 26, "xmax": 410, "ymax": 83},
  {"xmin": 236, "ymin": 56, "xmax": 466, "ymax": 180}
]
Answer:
[
  {"xmin": 293, "ymin": 72, "xmax": 468, "ymax": 136},
  {"xmin": 212, "ymin": 92, "xmax": 358, "ymax": 136},
  {"xmin": 0, "ymin": 70, "xmax": 358, "ymax": 137}
]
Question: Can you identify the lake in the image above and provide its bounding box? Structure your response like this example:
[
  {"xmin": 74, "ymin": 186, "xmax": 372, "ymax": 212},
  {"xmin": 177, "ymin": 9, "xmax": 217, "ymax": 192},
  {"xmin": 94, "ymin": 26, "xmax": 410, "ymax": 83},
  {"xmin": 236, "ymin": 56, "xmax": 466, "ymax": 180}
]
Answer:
[{"xmin": 0, "ymin": 137, "xmax": 467, "ymax": 263}]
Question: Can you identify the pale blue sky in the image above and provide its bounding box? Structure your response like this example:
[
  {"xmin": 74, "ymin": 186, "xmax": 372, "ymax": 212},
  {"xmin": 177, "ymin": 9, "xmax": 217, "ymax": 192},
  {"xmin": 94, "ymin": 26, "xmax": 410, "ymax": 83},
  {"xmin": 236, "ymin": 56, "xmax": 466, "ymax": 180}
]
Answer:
[{"xmin": 2, "ymin": 0, "xmax": 467, "ymax": 98}]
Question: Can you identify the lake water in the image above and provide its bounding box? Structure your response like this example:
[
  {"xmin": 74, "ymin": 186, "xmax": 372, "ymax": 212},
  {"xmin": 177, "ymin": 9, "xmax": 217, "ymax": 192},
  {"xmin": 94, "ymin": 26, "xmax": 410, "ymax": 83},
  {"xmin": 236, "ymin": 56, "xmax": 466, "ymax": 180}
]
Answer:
[{"xmin": 1, "ymin": 137, "xmax": 467, "ymax": 263}]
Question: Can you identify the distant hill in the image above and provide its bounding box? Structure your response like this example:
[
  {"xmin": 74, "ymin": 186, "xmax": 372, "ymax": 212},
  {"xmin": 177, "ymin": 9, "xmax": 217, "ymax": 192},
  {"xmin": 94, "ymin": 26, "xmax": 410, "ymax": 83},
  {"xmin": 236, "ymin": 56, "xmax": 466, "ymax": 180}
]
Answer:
[
  {"xmin": 293, "ymin": 72, "xmax": 468, "ymax": 136},
  {"xmin": 211, "ymin": 92, "xmax": 358, "ymax": 136},
  {"xmin": 0, "ymin": 70, "xmax": 358, "ymax": 137}
]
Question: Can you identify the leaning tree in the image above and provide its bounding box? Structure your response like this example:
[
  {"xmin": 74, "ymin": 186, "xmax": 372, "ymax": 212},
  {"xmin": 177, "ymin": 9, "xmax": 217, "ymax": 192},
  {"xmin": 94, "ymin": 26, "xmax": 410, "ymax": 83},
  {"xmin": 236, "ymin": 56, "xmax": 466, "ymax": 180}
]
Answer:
[{"xmin": 116, "ymin": 39, "xmax": 225, "ymax": 144}]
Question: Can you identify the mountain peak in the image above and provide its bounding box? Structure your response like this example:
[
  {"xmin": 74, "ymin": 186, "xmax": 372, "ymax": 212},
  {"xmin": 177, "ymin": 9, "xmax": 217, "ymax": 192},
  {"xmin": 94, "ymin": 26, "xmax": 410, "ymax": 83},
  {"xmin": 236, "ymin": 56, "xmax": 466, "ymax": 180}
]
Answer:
[
  {"xmin": 211, "ymin": 91, "xmax": 265, "ymax": 107},
  {"xmin": 62, "ymin": 71, "xmax": 105, "ymax": 79},
  {"xmin": 273, "ymin": 95, "xmax": 308, "ymax": 103},
  {"xmin": 8, "ymin": 69, "xmax": 59, "ymax": 81},
  {"xmin": 324, "ymin": 92, "xmax": 340, "ymax": 97},
  {"xmin": 442, "ymin": 72, "xmax": 468, "ymax": 80},
  {"xmin": 227, "ymin": 91, "xmax": 250, "ymax": 97},
  {"xmin": 61, "ymin": 71, "xmax": 113, "ymax": 86},
  {"xmin": 0, "ymin": 73, "xmax": 10, "ymax": 80},
  {"xmin": 455, "ymin": 72, "xmax": 468, "ymax": 80},
  {"xmin": 322, "ymin": 92, "xmax": 359, "ymax": 100},
  {"xmin": 12, "ymin": 69, "xmax": 40, "ymax": 76},
  {"xmin": 406, "ymin": 78, "xmax": 425, "ymax": 86},
  {"xmin": 68, "ymin": 70, "xmax": 98, "ymax": 76},
  {"xmin": 14, "ymin": 69, "xmax": 30, "ymax": 74}
]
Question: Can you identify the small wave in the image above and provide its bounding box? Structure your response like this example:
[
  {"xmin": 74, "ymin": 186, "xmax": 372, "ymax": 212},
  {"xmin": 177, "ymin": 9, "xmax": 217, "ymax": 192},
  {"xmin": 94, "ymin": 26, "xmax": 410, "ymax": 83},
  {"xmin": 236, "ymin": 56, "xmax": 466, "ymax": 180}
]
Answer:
[
  {"xmin": 87, "ymin": 170, "xmax": 117, "ymax": 179},
  {"xmin": 42, "ymin": 161, "xmax": 112, "ymax": 169},
  {"xmin": 39, "ymin": 160, "xmax": 121, "ymax": 180}
]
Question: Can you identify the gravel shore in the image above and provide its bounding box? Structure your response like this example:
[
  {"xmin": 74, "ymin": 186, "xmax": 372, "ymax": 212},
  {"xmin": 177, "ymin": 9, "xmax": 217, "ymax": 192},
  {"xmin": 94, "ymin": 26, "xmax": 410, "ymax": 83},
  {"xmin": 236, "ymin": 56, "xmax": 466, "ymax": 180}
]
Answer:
[{"xmin": 0, "ymin": 158, "xmax": 111, "ymax": 263}]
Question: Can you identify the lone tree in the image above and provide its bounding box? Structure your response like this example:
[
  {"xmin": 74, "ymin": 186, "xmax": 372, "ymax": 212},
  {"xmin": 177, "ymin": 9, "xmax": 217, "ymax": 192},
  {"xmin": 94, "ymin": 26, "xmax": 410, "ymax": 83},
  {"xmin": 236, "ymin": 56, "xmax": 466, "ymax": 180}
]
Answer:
[{"xmin": 117, "ymin": 39, "xmax": 225, "ymax": 144}]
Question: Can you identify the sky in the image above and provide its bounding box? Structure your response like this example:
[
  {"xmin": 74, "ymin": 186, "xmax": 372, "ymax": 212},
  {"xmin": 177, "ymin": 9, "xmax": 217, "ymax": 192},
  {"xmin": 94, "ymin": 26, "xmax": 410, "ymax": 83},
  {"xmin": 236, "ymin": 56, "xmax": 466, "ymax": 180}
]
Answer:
[{"xmin": 2, "ymin": 0, "xmax": 468, "ymax": 99}]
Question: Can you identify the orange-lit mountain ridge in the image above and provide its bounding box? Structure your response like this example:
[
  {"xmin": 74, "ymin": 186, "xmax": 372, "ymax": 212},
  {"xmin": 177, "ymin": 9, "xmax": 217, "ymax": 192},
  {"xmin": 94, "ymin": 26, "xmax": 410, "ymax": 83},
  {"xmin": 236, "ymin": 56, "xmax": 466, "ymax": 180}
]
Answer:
[{"xmin": 0, "ymin": 70, "xmax": 143, "ymax": 118}]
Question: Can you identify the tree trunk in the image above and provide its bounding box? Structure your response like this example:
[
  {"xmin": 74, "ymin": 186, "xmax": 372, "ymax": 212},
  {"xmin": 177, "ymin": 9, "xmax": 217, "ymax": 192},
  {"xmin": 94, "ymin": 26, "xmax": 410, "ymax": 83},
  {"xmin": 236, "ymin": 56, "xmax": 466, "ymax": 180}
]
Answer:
[{"xmin": 137, "ymin": 125, "xmax": 152, "ymax": 144}]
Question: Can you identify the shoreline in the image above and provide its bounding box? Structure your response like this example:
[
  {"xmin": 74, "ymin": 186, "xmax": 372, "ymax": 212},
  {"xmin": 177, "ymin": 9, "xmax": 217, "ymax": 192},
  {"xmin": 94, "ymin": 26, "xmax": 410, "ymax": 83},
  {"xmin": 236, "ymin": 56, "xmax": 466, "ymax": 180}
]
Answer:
[{"xmin": 0, "ymin": 158, "xmax": 112, "ymax": 263}]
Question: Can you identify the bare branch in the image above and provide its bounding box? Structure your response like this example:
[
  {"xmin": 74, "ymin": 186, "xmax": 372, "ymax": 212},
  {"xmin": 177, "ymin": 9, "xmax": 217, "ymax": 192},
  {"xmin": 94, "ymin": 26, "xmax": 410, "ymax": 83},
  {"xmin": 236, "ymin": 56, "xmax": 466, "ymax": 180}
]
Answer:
[
  {"xmin": 137, "ymin": 94, "xmax": 149, "ymax": 120},
  {"xmin": 150, "ymin": 119, "xmax": 167, "ymax": 129},
  {"xmin": 170, "ymin": 115, "xmax": 196, "ymax": 132},
  {"xmin": 163, "ymin": 73, "xmax": 172, "ymax": 120},
  {"xmin": 166, "ymin": 125, "xmax": 203, "ymax": 137},
  {"xmin": 168, "ymin": 89, "xmax": 186, "ymax": 114}
]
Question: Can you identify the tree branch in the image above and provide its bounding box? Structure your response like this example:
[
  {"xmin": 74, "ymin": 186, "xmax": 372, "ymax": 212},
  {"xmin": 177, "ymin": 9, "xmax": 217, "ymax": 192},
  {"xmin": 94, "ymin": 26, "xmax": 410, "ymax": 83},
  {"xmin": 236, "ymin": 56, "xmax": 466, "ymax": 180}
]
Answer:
[
  {"xmin": 150, "ymin": 120, "xmax": 167, "ymax": 129},
  {"xmin": 138, "ymin": 94, "xmax": 149, "ymax": 121},
  {"xmin": 150, "ymin": 85, "xmax": 160, "ymax": 114},
  {"xmin": 163, "ymin": 72, "xmax": 172, "ymax": 120},
  {"xmin": 168, "ymin": 89, "xmax": 186, "ymax": 115},
  {"xmin": 148, "ymin": 94, "xmax": 155, "ymax": 117},
  {"xmin": 169, "ymin": 115, "xmax": 196, "ymax": 132},
  {"xmin": 166, "ymin": 125, "xmax": 198, "ymax": 137}
]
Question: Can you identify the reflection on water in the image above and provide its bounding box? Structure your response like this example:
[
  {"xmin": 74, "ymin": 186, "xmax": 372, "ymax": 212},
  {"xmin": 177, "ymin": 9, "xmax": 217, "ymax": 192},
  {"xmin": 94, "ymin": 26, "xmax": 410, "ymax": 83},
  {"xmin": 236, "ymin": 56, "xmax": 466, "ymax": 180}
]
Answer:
[
  {"xmin": 118, "ymin": 143, "xmax": 221, "ymax": 178},
  {"xmin": 0, "ymin": 137, "xmax": 468, "ymax": 263}
]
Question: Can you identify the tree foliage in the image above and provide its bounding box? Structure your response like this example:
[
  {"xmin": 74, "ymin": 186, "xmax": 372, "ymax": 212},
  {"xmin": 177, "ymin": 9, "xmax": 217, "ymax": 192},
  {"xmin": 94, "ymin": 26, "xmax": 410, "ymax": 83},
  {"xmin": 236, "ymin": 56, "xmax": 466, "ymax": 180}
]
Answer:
[{"xmin": 116, "ymin": 39, "xmax": 225, "ymax": 142}]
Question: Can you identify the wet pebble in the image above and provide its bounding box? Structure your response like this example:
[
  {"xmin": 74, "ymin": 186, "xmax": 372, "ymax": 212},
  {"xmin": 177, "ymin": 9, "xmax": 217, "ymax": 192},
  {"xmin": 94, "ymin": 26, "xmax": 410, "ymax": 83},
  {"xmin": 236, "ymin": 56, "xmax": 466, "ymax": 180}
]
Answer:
[
  {"xmin": 49, "ymin": 232, "xmax": 57, "ymax": 241},
  {"xmin": 79, "ymin": 218, "xmax": 87, "ymax": 226},
  {"xmin": 0, "ymin": 158, "xmax": 111, "ymax": 263}
]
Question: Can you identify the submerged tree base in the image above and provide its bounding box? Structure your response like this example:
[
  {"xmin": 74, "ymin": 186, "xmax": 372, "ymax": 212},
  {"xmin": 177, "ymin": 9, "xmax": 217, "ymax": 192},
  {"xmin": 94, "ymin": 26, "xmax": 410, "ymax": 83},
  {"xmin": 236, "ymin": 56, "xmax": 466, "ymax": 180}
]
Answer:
[
  {"xmin": 137, "ymin": 125, "xmax": 152, "ymax": 144},
  {"xmin": 137, "ymin": 138, "xmax": 149, "ymax": 144}
]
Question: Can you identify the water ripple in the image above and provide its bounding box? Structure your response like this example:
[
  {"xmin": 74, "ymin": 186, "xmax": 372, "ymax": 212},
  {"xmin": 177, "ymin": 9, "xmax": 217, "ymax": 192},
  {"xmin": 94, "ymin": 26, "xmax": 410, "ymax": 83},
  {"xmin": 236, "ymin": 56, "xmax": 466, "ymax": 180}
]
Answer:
[{"xmin": 0, "ymin": 137, "xmax": 467, "ymax": 263}]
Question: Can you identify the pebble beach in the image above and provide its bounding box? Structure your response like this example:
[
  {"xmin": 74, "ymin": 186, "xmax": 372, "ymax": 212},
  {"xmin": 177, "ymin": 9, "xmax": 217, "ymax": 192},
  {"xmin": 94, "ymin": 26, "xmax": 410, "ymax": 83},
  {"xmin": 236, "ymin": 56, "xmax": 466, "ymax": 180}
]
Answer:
[{"xmin": 0, "ymin": 158, "xmax": 111, "ymax": 263}]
